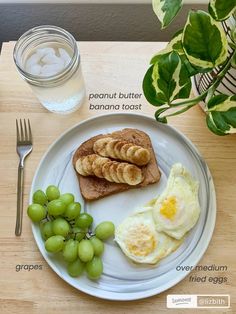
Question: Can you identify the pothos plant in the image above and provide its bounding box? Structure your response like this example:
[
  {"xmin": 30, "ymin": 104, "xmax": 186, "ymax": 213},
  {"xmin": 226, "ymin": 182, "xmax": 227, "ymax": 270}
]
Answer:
[{"xmin": 143, "ymin": 0, "xmax": 236, "ymax": 135}]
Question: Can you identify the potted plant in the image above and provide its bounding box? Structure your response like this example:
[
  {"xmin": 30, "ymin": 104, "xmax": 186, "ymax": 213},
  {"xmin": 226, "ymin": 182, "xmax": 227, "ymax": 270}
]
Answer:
[{"xmin": 143, "ymin": 0, "xmax": 236, "ymax": 135}]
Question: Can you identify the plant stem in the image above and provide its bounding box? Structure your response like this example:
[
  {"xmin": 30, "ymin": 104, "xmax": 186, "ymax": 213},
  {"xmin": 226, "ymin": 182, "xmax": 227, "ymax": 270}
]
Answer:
[
  {"xmin": 170, "ymin": 92, "xmax": 207, "ymax": 107},
  {"xmin": 164, "ymin": 103, "xmax": 196, "ymax": 118}
]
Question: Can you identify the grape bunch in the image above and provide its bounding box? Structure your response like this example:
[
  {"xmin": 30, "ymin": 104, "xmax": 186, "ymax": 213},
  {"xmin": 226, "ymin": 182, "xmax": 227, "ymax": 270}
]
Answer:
[{"xmin": 27, "ymin": 185, "xmax": 115, "ymax": 280}]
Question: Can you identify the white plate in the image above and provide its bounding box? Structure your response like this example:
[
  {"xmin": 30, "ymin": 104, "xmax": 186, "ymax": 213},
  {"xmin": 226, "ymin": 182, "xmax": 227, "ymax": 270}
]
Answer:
[{"xmin": 30, "ymin": 113, "xmax": 216, "ymax": 301}]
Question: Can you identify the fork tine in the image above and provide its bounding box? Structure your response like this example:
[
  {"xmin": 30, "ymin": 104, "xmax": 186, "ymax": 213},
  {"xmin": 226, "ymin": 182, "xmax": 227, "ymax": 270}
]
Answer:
[
  {"xmin": 24, "ymin": 119, "xmax": 28, "ymax": 141},
  {"xmin": 16, "ymin": 120, "xmax": 20, "ymax": 142},
  {"xmin": 28, "ymin": 119, "xmax": 32, "ymax": 143},
  {"xmin": 20, "ymin": 119, "xmax": 24, "ymax": 141}
]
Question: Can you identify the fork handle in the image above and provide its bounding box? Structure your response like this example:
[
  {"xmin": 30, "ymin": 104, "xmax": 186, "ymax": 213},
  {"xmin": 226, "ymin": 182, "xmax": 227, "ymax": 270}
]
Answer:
[{"xmin": 15, "ymin": 164, "xmax": 24, "ymax": 236}]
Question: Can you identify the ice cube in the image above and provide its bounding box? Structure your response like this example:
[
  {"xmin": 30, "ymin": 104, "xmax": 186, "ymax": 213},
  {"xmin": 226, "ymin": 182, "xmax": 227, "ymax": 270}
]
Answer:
[
  {"xmin": 28, "ymin": 64, "xmax": 41, "ymax": 75},
  {"xmin": 25, "ymin": 52, "xmax": 41, "ymax": 69},
  {"xmin": 42, "ymin": 52, "xmax": 64, "ymax": 67},
  {"xmin": 36, "ymin": 47, "xmax": 55, "ymax": 58},
  {"xmin": 40, "ymin": 63, "xmax": 64, "ymax": 76},
  {"xmin": 59, "ymin": 48, "xmax": 71, "ymax": 67}
]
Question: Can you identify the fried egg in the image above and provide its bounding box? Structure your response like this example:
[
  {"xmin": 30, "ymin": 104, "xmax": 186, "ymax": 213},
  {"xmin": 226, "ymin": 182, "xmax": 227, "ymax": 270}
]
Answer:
[
  {"xmin": 152, "ymin": 163, "xmax": 201, "ymax": 240},
  {"xmin": 115, "ymin": 209, "xmax": 182, "ymax": 264}
]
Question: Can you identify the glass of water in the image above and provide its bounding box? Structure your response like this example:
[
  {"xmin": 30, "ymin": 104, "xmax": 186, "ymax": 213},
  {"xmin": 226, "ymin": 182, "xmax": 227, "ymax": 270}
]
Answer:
[{"xmin": 13, "ymin": 25, "xmax": 86, "ymax": 114}]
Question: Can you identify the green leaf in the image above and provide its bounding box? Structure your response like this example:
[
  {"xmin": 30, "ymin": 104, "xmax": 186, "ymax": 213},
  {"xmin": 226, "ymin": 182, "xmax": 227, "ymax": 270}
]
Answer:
[
  {"xmin": 207, "ymin": 94, "xmax": 229, "ymax": 109},
  {"xmin": 206, "ymin": 114, "xmax": 226, "ymax": 135},
  {"xmin": 167, "ymin": 30, "xmax": 184, "ymax": 55},
  {"xmin": 183, "ymin": 10, "xmax": 228, "ymax": 69},
  {"xmin": 143, "ymin": 65, "xmax": 166, "ymax": 106},
  {"xmin": 152, "ymin": 0, "xmax": 183, "ymax": 29},
  {"xmin": 151, "ymin": 30, "xmax": 199, "ymax": 76},
  {"xmin": 206, "ymin": 95, "xmax": 236, "ymax": 135},
  {"xmin": 169, "ymin": 30, "xmax": 206, "ymax": 75},
  {"xmin": 179, "ymin": 53, "xmax": 199, "ymax": 76},
  {"xmin": 150, "ymin": 31, "xmax": 183, "ymax": 64},
  {"xmin": 152, "ymin": 51, "xmax": 191, "ymax": 104},
  {"xmin": 143, "ymin": 52, "xmax": 191, "ymax": 107},
  {"xmin": 209, "ymin": 0, "xmax": 236, "ymax": 21}
]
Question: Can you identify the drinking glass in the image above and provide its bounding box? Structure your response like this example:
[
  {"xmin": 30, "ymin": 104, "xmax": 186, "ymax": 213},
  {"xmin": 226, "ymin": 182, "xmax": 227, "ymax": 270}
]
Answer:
[{"xmin": 13, "ymin": 25, "xmax": 86, "ymax": 114}]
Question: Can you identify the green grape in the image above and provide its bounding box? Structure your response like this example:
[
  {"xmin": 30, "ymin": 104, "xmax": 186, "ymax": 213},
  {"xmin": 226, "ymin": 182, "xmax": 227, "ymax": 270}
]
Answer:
[
  {"xmin": 60, "ymin": 193, "xmax": 74, "ymax": 206},
  {"xmin": 75, "ymin": 213, "xmax": 93, "ymax": 229},
  {"xmin": 75, "ymin": 233, "xmax": 85, "ymax": 242},
  {"xmin": 41, "ymin": 221, "xmax": 54, "ymax": 240},
  {"xmin": 47, "ymin": 199, "xmax": 66, "ymax": 216},
  {"xmin": 78, "ymin": 239, "xmax": 94, "ymax": 262},
  {"xmin": 33, "ymin": 190, "xmax": 47, "ymax": 205},
  {"xmin": 46, "ymin": 185, "xmax": 60, "ymax": 201},
  {"xmin": 72, "ymin": 227, "xmax": 86, "ymax": 242},
  {"xmin": 95, "ymin": 221, "xmax": 115, "ymax": 240},
  {"xmin": 64, "ymin": 202, "xmax": 81, "ymax": 220},
  {"xmin": 62, "ymin": 239, "xmax": 79, "ymax": 262},
  {"xmin": 45, "ymin": 235, "xmax": 65, "ymax": 253},
  {"xmin": 27, "ymin": 203, "xmax": 47, "ymax": 222},
  {"xmin": 89, "ymin": 236, "xmax": 104, "ymax": 256},
  {"xmin": 86, "ymin": 256, "xmax": 103, "ymax": 280},
  {"xmin": 67, "ymin": 258, "xmax": 84, "ymax": 277},
  {"xmin": 52, "ymin": 218, "xmax": 70, "ymax": 237}
]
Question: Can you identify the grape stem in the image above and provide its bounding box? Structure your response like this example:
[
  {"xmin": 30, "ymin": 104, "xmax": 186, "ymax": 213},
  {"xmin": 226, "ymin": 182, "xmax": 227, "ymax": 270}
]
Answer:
[
  {"xmin": 86, "ymin": 231, "xmax": 95, "ymax": 239},
  {"xmin": 46, "ymin": 213, "xmax": 51, "ymax": 221}
]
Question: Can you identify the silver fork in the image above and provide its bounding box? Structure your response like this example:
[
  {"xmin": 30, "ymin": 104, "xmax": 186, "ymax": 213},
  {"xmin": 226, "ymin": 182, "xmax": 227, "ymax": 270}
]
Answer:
[{"xmin": 15, "ymin": 119, "xmax": 33, "ymax": 236}]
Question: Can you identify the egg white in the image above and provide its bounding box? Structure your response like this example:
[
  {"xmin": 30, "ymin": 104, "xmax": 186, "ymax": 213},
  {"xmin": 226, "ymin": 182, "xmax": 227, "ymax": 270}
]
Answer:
[
  {"xmin": 152, "ymin": 163, "xmax": 201, "ymax": 239},
  {"xmin": 115, "ymin": 209, "xmax": 182, "ymax": 264}
]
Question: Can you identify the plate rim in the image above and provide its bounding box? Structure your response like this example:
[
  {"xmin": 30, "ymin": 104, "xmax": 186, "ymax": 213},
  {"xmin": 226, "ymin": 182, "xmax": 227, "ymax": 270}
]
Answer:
[{"xmin": 30, "ymin": 112, "xmax": 217, "ymax": 301}]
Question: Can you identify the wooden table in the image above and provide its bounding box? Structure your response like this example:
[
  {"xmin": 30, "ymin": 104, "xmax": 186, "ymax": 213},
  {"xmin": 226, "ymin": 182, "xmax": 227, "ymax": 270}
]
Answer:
[{"xmin": 0, "ymin": 42, "xmax": 235, "ymax": 314}]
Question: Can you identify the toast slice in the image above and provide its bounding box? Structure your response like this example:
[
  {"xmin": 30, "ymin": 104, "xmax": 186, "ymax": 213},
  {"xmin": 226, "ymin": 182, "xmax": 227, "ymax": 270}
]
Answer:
[{"xmin": 72, "ymin": 128, "xmax": 161, "ymax": 201}]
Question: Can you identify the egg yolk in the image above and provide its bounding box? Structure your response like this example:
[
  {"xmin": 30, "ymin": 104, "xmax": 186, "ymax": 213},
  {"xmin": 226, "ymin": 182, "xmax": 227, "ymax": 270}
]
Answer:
[
  {"xmin": 160, "ymin": 196, "xmax": 177, "ymax": 220},
  {"xmin": 125, "ymin": 224, "xmax": 157, "ymax": 256}
]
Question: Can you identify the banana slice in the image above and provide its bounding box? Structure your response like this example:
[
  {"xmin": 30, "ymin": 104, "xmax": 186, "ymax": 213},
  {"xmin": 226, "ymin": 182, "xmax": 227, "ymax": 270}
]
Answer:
[
  {"xmin": 120, "ymin": 143, "xmax": 133, "ymax": 160},
  {"xmin": 114, "ymin": 141, "xmax": 127, "ymax": 159},
  {"xmin": 76, "ymin": 154, "xmax": 144, "ymax": 186},
  {"xmin": 94, "ymin": 137, "xmax": 150, "ymax": 167},
  {"xmin": 93, "ymin": 137, "xmax": 113, "ymax": 156},
  {"xmin": 102, "ymin": 161, "xmax": 114, "ymax": 182},
  {"xmin": 75, "ymin": 157, "xmax": 90, "ymax": 176},
  {"xmin": 106, "ymin": 140, "xmax": 120, "ymax": 159},
  {"xmin": 122, "ymin": 164, "xmax": 143, "ymax": 185},
  {"xmin": 126, "ymin": 145, "xmax": 140, "ymax": 160},
  {"xmin": 132, "ymin": 148, "xmax": 151, "ymax": 166},
  {"xmin": 92, "ymin": 156, "xmax": 109, "ymax": 178},
  {"xmin": 81, "ymin": 154, "xmax": 97, "ymax": 175},
  {"xmin": 116, "ymin": 163, "xmax": 127, "ymax": 183},
  {"xmin": 109, "ymin": 162, "xmax": 121, "ymax": 183}
]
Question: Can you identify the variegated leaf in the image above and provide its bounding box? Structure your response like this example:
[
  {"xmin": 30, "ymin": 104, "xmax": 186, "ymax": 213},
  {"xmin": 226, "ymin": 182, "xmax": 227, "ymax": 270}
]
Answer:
[
  {"xmin": 183, "ymin": 10, "xmax": 228, "ymax": 69},
  {"xmin": 151, "ymin": 31, "xmax": 198, "ymax": 76},
  {"xmin": 152, "ymin": 0, "xmax": 183, "ymax": 29},
  {"xmin": 143, "ymin": 51, "xmax": 191, "ymax": 106},
  {"xmin": 206, "ymin": 95, "xmax": 236, "ymax": 135},
  {"xmin": 143, "ymin": 65, "xmax": 165, "ymax": 106},
  {"xmin": 209, "ymin": 0, "xmax": 236, "ymax": 21},
  {"xmin": 151, "ymin": 31, "xmax": 183, "ymax": 64}
]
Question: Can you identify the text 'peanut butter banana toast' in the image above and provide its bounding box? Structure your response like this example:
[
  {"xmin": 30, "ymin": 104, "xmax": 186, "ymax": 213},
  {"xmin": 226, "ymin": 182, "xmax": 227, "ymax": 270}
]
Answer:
[{"xmin": 72, "ymin": 128, "xmax": 161, "ymax": 201}]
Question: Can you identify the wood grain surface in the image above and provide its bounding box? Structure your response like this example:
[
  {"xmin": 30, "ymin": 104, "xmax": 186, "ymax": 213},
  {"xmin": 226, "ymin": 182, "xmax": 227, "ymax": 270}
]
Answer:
[{"xmin": 0, "ymin": 41, "xmax": 235, "ymax": 314}]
